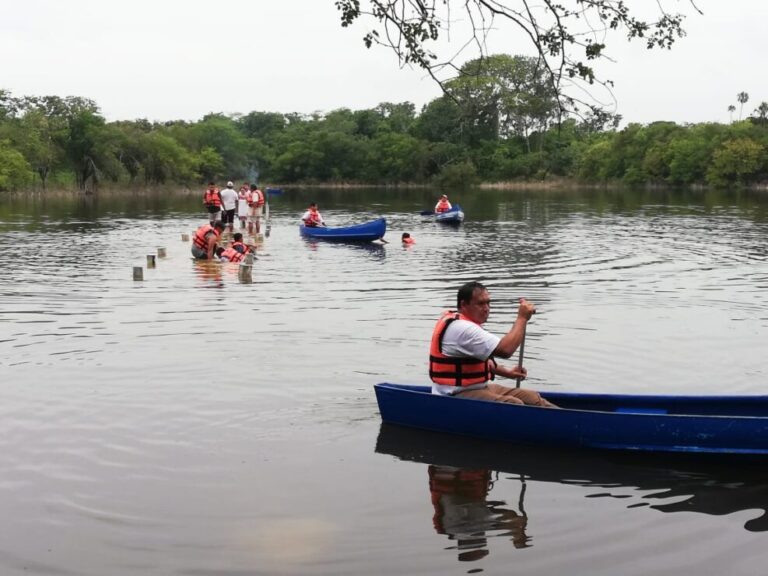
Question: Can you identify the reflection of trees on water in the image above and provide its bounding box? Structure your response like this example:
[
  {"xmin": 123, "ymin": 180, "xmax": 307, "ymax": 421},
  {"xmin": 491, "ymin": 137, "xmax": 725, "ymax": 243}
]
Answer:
[{"xmin": 429, "ymin": 465, "xmax": 529, "ymax": 562}]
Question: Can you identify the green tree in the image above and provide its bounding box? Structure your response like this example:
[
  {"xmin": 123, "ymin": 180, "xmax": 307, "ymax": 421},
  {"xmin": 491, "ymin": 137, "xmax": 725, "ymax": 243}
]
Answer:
[
  {"xmin": 13, "ymin": 110, "xmax": 66, "ymax": 189},
  {"xmin": 0, "ymin": 139, "xmax": 33, "ymax": 191},
  {"xmin": 411, "ymin": 97, "xmax": 463, "ymax": 143},
  {"xmin": 62, "ymin": 110, "xmax": 124, "ymax": 190},
  {"xmin": 706, "ymin": 138, "xmax": 764, "ymax": 186},
  {"xmin": 365, "ymin": 131, "xmax": 427, "ymax": 181},
  {"xmin": 196, "ymin": 146, "xmax": 226, "ymax": 182},
  {"xmin": 140, "ymin": 132, "xmax": 196, "ymax": 185},
  {"xmin": 445, "ymin": 55, "xmax": 559, "ymax": 151},
  {"xmin": 752, "ymin": 102, "xmax": 768, "ymax": 126}
]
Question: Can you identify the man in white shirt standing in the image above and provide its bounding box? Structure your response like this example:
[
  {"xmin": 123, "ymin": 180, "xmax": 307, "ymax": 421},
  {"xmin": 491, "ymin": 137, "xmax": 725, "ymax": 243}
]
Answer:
[
  {"xmin": 428, "ymin": 281, "xmax": 556, "ymax": 406},
  {"xmin": 219, "ymin": 181, "xmax": 239, "ymax": 232}
]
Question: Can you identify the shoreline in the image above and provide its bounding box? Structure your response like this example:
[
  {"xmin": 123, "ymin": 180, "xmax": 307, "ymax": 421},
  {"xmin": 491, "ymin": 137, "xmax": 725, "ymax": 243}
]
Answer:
[{"xmin": 3, "ymin": 179, "xmax": 768, "ymax": 195}]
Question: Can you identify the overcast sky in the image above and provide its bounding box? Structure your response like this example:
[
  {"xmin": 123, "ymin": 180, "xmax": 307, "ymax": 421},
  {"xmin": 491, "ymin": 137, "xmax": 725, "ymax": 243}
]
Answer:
[{"xmin": 2, "ymin": 0, "xmax": 766, "ymax": 126}]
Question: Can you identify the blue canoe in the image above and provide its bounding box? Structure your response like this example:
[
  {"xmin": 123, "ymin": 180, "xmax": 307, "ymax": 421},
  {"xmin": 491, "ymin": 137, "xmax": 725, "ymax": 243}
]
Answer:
[
  {"xmin": 434, "ymin": 204, "xmax": 464, "ymax": 223},
  {"xmin": 374, "ymin": 383, "xmax": 768, "ymax": 455},
  {"xmin": 300, "ymin": 217, "xmax": 386, "ymax": 242}
]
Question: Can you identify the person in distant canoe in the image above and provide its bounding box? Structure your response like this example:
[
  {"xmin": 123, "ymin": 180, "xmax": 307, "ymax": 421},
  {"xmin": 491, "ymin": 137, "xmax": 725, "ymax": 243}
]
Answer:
[
  {"xmin": 434, "ymin": 194, "xmax": 452, "ymax": 213},
  {"xmin": 429, "ymin": 281, "xmax": 556, "ymax": 407},
  {"xmin": 219, "ymin": 181, "xmax": 239, "ymax": 233},
  {"xmin": 203, "ymin": 181, "xmax": 222, "ymax": 225},
  {"xmin": 402, "ymin": 232, "xmax": 415, "ymax": 245},
  {"xmin": 301, "ymin": 202, "xmax": 325, "ymax": 227},
  {"xmin": 248, "ymin": 184, "xmax": 266, "ymax": 234},
  {"xmin": 191, "ymin": 221, "xmax": 225, "ymax": 260}
]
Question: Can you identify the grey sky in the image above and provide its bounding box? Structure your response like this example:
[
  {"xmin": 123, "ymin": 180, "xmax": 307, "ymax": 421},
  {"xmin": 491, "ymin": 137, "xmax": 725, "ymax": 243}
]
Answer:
[{"xmin": 2, "ymin": 0, "xmax": 766, "ymax": 126}]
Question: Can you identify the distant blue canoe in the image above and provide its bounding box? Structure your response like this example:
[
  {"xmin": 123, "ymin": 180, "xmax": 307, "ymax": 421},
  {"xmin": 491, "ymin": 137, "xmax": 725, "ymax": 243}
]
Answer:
[
  {"xmin": 374, "ymin": 383, "xmax": 768, "ymax": 455},
  {"xmin": 266, "ymin": 187, "xmax": 283, "ymax": 195},
  {"xmin": 300, "ymin": 217, "xmax": 386, "ymax": 242},
  {"xmin": 435, "ymin": 204, "xmax": 464, "ymax": 223}
]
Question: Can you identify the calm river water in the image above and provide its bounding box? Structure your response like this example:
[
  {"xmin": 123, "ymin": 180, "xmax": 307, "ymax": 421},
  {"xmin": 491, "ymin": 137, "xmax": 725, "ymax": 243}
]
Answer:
[{"xmin": 1, "ymin": 186, "xmax": 767, "ymax": 575}]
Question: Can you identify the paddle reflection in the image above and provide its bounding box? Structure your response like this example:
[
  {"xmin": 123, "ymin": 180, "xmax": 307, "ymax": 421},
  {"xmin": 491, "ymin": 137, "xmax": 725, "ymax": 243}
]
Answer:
[
  {"xmin": 375, "ymin": 423, "xmax": 768, "ymax": 544},
  {"xmin": 429, "ymin": 464, "xmax": 529, "ymax": 562}
]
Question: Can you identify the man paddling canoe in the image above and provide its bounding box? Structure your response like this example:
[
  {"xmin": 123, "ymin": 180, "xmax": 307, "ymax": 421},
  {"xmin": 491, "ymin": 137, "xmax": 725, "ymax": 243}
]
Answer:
[{"xmin": 429, "ymin": 281, "xmax": 556, "ymax": 407}]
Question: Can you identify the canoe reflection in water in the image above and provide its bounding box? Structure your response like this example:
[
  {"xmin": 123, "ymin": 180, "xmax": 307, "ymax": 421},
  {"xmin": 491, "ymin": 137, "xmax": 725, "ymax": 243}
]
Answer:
[
  {"xmin": 375, "ymin": 423, "xmax": 768, "ymax": 559},
  {"xmin": 429, "ymin": 464, "xmax": 529, "ymax": 561}
]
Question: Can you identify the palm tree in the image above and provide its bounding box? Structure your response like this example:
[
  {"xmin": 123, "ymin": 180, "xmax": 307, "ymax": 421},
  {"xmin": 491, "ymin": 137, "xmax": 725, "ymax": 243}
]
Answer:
[
  {"xmin": 754, "ymin": 102, "xmax": 768, "ymax": 125},
  {"xmin": 737, "ymin": 92, "xmax": 749, "ymax": 120},
  {"xmin": 728, "ymin": 104, "xmax": 736, "ymax": 123}
]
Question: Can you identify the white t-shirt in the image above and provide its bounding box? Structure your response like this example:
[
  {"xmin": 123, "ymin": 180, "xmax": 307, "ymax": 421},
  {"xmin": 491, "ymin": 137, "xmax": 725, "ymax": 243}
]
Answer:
[
  {"xmin": 431, "ymin": 319, "xmax": 500, "ymax": 396},
  {"xmin": 220, "ymin": 188, "xmax": 239, "ymax": 211}
]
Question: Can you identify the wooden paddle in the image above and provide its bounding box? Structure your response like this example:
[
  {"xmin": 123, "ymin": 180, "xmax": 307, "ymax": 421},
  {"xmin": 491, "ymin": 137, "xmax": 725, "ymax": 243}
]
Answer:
[{"xmin": 515, "ymin": 321, "xmax": 527, "ymax": 389}]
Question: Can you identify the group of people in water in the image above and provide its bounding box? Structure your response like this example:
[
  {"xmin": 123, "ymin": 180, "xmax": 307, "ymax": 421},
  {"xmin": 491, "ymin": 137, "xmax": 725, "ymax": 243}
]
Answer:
[
  {"xmin": 203, "ymin": 180, "xmax": 266, "ymax": 235},
  {"xmin": 194, "ymin": 189, "xmax": 550, "ymax": 406},
  {"xmin": 192, "ymin": 180, "xmax": 267, "ymax": 263},
  {"xmin": 190, "ymin": 220, "xmax": 255, "ymax": 263}
]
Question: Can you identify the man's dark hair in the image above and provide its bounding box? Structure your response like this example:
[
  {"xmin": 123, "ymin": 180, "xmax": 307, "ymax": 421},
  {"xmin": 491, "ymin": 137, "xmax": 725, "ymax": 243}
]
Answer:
[
  {"xmin": 457, "ymin": 281, "xmax": 486, "ymax": 309},
  {"xmin": 233, "ymin": 233, "xmax": 243, "ymax": 242},
  {"xmin": 213, "ymin": 221, "xmax": 225, "ymax": 230}
]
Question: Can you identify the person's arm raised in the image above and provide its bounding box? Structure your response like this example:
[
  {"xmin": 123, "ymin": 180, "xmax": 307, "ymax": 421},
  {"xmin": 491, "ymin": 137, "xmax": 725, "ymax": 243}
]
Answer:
[{"xmin": 492, "ymin": 298, "xmax": 536, "ymax": 359}]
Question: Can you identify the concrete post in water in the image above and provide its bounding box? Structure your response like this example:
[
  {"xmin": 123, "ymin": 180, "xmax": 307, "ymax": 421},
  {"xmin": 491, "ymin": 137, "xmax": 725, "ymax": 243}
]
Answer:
[
  {"xmin": 255, "ymin": 233, "xmax": 265, "ymax": 243},
  {"xmin": 157, "ymin": 247, "xmax": 167, "ymax": 258},
  {"xmin": 238, "ymin": 263, "xmax": 253, "ymax": 283},
  {"xmin": 244, "ymin": 253, "xmax": 254, "ymax": 265},
  {"xmin": 133, "ymin": 267, "xmax": 143, "ymax": 281},
  {"xmin": 181, "ymin": 233, "xmax": 189, "ymax": 242},
  {"xmin": 146, "ymin": 254, "xmax": 156, "ymax": 268}
]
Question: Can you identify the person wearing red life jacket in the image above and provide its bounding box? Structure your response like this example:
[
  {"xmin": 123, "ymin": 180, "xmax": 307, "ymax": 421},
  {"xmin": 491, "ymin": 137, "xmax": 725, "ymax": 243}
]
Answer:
[
  {"xmin": 301, "ymin": 202, "xmax": 325, "ymax": 228},
  {"xmin": 229, "ymin": 232, "xmax": 251, "ymax": 255},
  {"xmin": 191, "ymin": 221, "xmax": 225, "ymax": 260},
  {"xmin": 248, "ymin": 184, "xmax": 266, "ymax": 234},
  {"xmin": 434, "ymin": 194, "xmax": 452, "ymax": 213},
  {"xmin": 217, "ymin": 233, "xmax": 254, "ymax": 262},
  {"xmin": 203, "ymin": 182, "xmax": 222, "ymax": 225},
  {"xmin": 429, "ymin": 281, "xmax": 556, "ymax": 406},
  {"xmin": 219, "ymin": 246, "xmax": 245, "ymax": 263},
  {"xmin": 402, "ymin": 232, "xmax": 415, "ymax": 245}
]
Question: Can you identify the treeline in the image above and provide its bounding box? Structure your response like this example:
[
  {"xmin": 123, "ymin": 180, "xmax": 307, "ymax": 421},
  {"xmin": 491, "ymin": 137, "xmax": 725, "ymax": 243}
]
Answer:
[{"xmin": 2, "ymin": 56, "xmax": 768, "ymax": 192}]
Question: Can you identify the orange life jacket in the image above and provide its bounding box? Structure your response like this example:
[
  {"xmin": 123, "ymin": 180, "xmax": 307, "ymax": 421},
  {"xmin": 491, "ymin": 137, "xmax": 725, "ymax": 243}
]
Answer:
[
  {"xmin": 435, "ymin": 199, "xmax": 451, "ymax": 213},
  {"xmin": 221, "ymin": 246, "xmax": 245, "ymax": 262},
  {"xmin": 231, "ymin": 241, "xmax": 249, "ymax": 253},
  {"xmin": 402, "ymin": 237, "xmax": 415, "ymax": 245},
  {"xmin": 252, "ymin": 189, "xmax": 265, "ymax": 207},
  {"xmin": 304, "ymin": 208, "xmax": 322, "ymax": 227},
  {"xmin": 192, "ymin": 224, "xmax": 220, "ymax": 250},
  {"xmin": 204, "ymin": 188, "xmax": 221, "ymax": 207},
  {"xmin": 429, "ymin": 311, "xmax": 495, "ymax": 387}
]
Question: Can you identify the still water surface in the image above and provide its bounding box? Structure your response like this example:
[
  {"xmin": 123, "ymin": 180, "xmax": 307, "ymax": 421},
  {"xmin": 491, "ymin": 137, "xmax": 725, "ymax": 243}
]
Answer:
[{"xmin": 0, "ymin": 187, "xmax": 767, "ymax": 575}]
